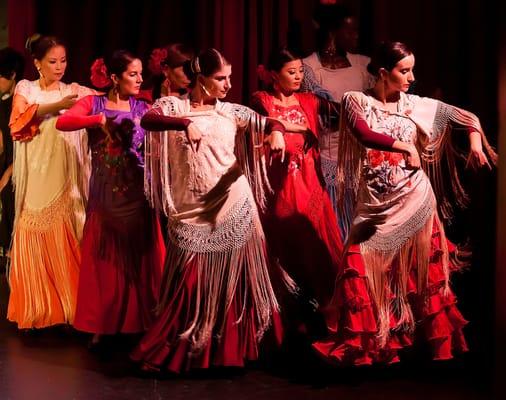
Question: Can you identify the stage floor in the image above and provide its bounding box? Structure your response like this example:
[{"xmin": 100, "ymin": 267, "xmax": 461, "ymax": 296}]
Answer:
[{"xmin": 0, "ymin": 273, "xmax": 491, "ymax": 400}]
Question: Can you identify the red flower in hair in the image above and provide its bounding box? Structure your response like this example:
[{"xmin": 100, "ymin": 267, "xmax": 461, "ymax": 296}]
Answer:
[
  {"xmin": 90, "ymin": 58, "xmax": 111, "ymax": 89},
  {"xmin": 257, "ymin": 64, "xmax": 274, "ymax": 86},
  {"xmin": 148, "ymin": 47, "xmax": 168, "ymax": 75}
]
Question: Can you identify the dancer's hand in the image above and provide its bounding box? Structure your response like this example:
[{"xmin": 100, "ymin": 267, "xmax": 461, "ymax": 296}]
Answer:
[
  {"xmin": 303, "ymin": 129, "xmax": 319, "ymax": 153},
  {"xmin": 265, "ymin": 131, "xmax": 285, "ymax": 164},
  {"xmin": 185, "ymin": 122, "xmax": 203, "ymax": 152},
  {"xmin": 403, "ymin": 143, "xmax": 421, "ymax": 170},
  {"xmin": 58, "ymin": 94, "xmax": 78, "ymax": 110},
  {"xmin": 466, "ymin": 131, "xmax": 492, "ymax": 170}
]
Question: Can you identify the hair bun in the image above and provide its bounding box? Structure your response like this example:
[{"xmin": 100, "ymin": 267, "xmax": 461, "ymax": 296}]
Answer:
[
  {"xmin": 190, "ymin": 57, "xmax": 201, "ymax": 74},
  {"xmin": 25, "ymin": 33, "xmax": 41, "ymax": 54}
]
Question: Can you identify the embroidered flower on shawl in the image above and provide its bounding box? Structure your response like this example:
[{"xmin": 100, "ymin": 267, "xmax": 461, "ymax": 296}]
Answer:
[
  {"xmin": 148, "ymin": 47, "xmax": 168, "ymax": 75},
  {"xmin": 367, "ymin": 149, "xmax": 385, "ymax": 167},
  {"xmin": 365, "ymin": 150, "xmax": 408, "ymax": 195},
  {"xmin": 90, "ymin": 58, "xmax": 111, "ymax": 89},
  {"xmin": 383, "ymin": 151, "xmax": 404, "ymax": 167}
]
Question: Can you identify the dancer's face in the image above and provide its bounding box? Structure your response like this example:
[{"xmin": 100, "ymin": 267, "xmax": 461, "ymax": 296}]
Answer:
[
  {"xmin": 165, "ymin": 66, "xmax": 191, "ymax": 91},
  {"xmin": 35, "ymin": 45, "xmax": 67, "ymax": 84},
  {"xmin": 333, "ymin": 16, "xmax": 360, "ymax": 53},
  {"xmin": 114, "ymin": 58, "xmax": 143, "ymax": 96},
  {"xmin": 200, "ymin": 64, "xmax": 232, "ymax": 99},
  {"xmin": 274, "ymin": 59, "xmax": 303, "ymax": 93},
  {"xmin": 0, "ymin": 73, "xmax": 16, "ymax": 95},
  {"xmin": 382, "ymin": 54, "xmax": 415, "ymax": 93}
]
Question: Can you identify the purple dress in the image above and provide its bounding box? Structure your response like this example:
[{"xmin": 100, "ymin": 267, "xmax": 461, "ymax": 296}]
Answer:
[{"xmin": 73, "ymin": 95, "xmax": 165, "ymax": 335}]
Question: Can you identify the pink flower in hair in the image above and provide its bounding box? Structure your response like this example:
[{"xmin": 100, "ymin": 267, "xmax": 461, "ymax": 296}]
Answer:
[
  {"xmin": 148, "ymin": 47, "xmax": 168, "ymax": 75},
  {"xmin": 257, "ymin": 64, "xmax": 274, "ymax": 86},
  {"xmin": 90, "ymin": 58, "xmax": 111, "ymax": 89}
]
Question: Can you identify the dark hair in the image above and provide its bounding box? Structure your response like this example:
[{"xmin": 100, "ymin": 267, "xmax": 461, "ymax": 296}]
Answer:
[
  {"xmin": 162, "ymin": 43, "xmax": 194, "ymax": 69},
  {"xmin": 182, "ymin": 48, "xmax": 229, "ymax": 87},
  {"xmin": 314, "ymin": 4, "xmax": 354, "ymax": 49},
  {"xmin": 104, "ymin": 50, "xmax": 138, "ymax": 78},
  {"xmin": 267, "ymin": 47, "xmax": 302, "ymax": 72},
  {"xmin": 367, "ymin": 41, "xmax": 413, "ymax": 76},
  {"xmin": 25, "ymin": 34, "xmax": 65, "ymax": 60},
  {"xmin": 0, "ymin": 47, "xmax": 25, "ymax": 82},
  {"xmin": 152, "ymin": 43, "xmax": 194, "ymax": 100}
]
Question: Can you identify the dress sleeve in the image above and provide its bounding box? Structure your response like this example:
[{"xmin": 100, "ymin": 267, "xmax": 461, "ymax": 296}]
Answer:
[
  {"xmin": 264, "ymin": 118, "xmax": 284, "ymax": 134},
  {"xmin": 9, "ymin": 80, "xmax": 39, "ymax": 141},
  {"xmin": 56, "ymin": 96, "xmax": 102, "ymax": 131},
  {"xmin": 342, "ymin": 92, "xmax": 395, "ymax": 150},
  {"xmin": 69, "ymin": 82, "xmax": 100, "ymax": 99},
  {"xmin": 141, "ymin": 107, "xmax": 191, "ymax": 131}
]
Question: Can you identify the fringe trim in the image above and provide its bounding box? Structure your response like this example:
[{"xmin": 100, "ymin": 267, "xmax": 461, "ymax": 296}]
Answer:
[
  {"xmin": 361, "ymin": 212, "xmax": 448, "ymax": 347},
  {"xmin": 233, "ymin": 112, "xmax": 272, "ymax": 211},
  {"xmin": 336, "ymin": 93, "xmax": 366, "ymax": 238},
  {"xmin": 361, "ymin": 189, "xmax": 435, "ymax": 252},
  {"xmin": 420, "ymin": 101, "xmax": 498, "ymax": 221},
  {"xmin": 158, "ymin": 221, "xmax": 280, "ymax": 355}
]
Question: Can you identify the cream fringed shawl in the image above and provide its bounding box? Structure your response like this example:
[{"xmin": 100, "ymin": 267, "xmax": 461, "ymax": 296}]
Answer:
[
  {"xmin": 144, "ymin": 96, "xmax": 293, "ymax": 353},
  {"xmin": 337, "ymin": 91, "xmax": 497, "ymax": 230},
  {"xmin": 10, "ymin": 80, "xmax": 93, "ymax": 240}
]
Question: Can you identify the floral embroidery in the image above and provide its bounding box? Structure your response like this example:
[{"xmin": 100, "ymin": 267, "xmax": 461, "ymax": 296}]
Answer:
[
  {"xmin": 362, "ymin": 108, "xmax": 418, "ymax": 196},
  {"xmin": 367, "ymin": 149, "xmax": 384, "ymax": 168},
  {"xmin": 272, "ymin": 105, "xmax": 307, "ymax": 126},
  {"xmin": 92, "ymin": 118, "xmax": 140, "ymax": 195},
  {"xmin": 364, "ymin": 150, "xmax": 410, "ymax": 195},
  {"xmin": 383, "ymin": 151, "xmax": 404, "ymax": 166}
]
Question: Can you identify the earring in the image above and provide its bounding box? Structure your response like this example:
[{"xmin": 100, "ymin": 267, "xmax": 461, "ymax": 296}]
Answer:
[{"xmin": 200, "ymin": 83, "xmax": 211, "ymax": 96}]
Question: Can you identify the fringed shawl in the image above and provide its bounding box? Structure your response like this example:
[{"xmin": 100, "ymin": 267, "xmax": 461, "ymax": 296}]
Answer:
[
  {"xmin": 144, "ymin": 97, "xmax": 273, "ymax": 216},
  {"xmin": 10, "ymin": 80, "xmax": 94, "ymax": 238},
  {"xmin": 337, "ymin": 91, "xmax": 497, "ymax": 226}
]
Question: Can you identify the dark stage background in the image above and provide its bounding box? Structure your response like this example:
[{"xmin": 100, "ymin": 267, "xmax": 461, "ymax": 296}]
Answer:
[{"xmin": 6, "ymin": 0, "xmax": 504, "ymax": 395}]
